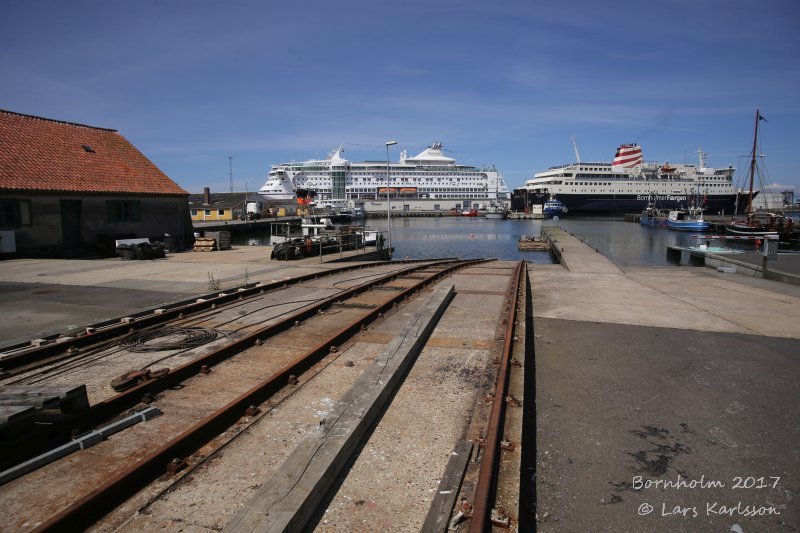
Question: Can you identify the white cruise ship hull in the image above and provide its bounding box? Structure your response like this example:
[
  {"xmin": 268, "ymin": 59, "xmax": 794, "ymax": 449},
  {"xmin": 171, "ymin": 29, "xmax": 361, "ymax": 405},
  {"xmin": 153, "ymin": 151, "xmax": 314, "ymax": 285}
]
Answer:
[{"xmin": 256, "ymin": 143, "xmax": 510, "ymax": 211}]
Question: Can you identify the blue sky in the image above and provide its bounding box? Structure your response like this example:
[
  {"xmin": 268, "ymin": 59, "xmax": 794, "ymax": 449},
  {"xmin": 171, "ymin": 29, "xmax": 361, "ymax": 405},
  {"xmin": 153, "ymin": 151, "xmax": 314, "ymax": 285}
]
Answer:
[{"xmin": 2, "ymin": 0, "xmax": 799, "ymax": 195}]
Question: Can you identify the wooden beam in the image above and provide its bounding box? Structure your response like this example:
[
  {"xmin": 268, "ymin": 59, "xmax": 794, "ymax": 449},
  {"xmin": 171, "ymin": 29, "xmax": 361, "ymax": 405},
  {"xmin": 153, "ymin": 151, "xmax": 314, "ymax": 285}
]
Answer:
[{"xmin": 225, "ymin": 282, "xmax": 455, "ymax": 532}]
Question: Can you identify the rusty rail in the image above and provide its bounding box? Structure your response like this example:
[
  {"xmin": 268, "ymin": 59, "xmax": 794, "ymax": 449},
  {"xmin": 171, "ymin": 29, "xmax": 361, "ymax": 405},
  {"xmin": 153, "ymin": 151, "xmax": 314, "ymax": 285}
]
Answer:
[
  {"xmin": 469, "ymin": 260, "xmax": 525, "ymax": 532},
  {"xmin": 81, "ymin": 260, "xmax": 461, "ymax": 429},
  {"xmin": 0, "ymin": 261, "xmax": 465, "ymax": 476},
  {"xmin": 0, "ymin": 258, "xmax": 453, "ymax": 373},
  {"xmin": 35, "ymin": 259, "xmax": 486, "ymax": 532}
]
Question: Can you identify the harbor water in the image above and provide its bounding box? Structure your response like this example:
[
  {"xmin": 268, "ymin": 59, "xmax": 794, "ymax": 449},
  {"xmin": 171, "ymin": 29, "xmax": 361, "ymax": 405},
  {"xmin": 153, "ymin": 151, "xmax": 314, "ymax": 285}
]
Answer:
[{"xmin": 234, "ymin": 216, "xmax": 767, "ymax": 267}]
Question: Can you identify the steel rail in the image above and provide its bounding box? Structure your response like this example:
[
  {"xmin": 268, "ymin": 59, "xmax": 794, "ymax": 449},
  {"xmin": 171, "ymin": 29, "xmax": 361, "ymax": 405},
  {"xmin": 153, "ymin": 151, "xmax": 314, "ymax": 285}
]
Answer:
[
  {"xmin": 0, "ymin": 258, "xmax": 451, "ymax": 372},
  {"xmin": 34, "ymin": 259, "xmax": 487, "ymax": 532},
  {"xmin": 0, "ymin": 261, "xmax": 459, "ymax": 476},
  {"xmin": 469, "ymin": 260, "xmax": 525, "ymax": 532},
  {"xmin": 81, "ymin": 260, "xmax": 459, "ymax": 429}
]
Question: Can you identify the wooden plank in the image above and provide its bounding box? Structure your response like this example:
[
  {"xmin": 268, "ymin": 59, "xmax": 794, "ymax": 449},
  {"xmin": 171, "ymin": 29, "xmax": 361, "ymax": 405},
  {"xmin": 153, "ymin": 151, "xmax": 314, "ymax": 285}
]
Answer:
[
  {"xmin": 420, "ymin": 440, "xmax": 474, "ymax": 533},
  {"xmin": 0, "ymin": 405, "xmax": 36, "ymax": 424},
  {"xmin": 0, "ymin": 385, "xmax": 88, "ymax": 414},
  {"xmin": 0, "ymin": 384, "xmax": 85, "ymax": 397},
  {"xmin": 225, "ymin": 282, "xmax": 456, "ymax": 533},
  {"xmin": 0, "ymin": 397, "xmax": 61, "ymax": 410}
]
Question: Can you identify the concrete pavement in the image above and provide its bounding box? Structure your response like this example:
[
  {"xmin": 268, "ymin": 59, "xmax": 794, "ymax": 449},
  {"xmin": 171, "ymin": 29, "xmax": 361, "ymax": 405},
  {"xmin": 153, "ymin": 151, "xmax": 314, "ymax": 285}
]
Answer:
[
  {"xmin": 0, "ymin": 247, "xmax": 380, "ymax": 349},
  {"xmin": 533, "ymin": 229, "xmax": 800, "ymax": 531}
]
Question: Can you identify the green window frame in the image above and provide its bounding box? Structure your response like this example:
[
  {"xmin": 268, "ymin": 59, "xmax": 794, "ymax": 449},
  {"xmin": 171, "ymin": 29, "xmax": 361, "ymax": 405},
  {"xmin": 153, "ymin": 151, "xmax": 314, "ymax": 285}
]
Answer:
[{"xmin": 106, "ymin": 200, "xmax": 141, "ymax": 223}]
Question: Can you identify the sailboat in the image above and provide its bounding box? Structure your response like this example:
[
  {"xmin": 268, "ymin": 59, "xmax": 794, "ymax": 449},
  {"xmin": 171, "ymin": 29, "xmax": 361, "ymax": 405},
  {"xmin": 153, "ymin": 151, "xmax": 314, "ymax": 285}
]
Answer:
[{"xmin": 725, "ymin": 109, "xmax": 795, "ymax": 240}]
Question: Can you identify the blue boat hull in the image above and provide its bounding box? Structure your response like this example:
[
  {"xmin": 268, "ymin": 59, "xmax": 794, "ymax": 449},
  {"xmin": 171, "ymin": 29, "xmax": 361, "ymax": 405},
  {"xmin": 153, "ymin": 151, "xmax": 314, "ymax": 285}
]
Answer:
[
  {"xmin": 640, "ymin": 217, "xmax": 668, "ymax": 227},
  {"xmin": 667, "ymin": 220, "xmax": 710, "ymax": 231}
]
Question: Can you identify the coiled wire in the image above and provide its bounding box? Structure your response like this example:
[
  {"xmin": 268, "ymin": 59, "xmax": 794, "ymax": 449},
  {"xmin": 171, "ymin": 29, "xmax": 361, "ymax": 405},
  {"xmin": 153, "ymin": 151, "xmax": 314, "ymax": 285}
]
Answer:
[{"xmin": 120, "ymin": 326, "xmax": 218, "ymax": 353}]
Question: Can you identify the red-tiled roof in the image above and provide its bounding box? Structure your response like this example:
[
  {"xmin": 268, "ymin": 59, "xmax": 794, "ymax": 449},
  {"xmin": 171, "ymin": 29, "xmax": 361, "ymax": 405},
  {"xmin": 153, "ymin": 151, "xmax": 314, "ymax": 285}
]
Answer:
[{"xmin": 0, "ymin": 109, "xmax": 187, "ymax": 195}]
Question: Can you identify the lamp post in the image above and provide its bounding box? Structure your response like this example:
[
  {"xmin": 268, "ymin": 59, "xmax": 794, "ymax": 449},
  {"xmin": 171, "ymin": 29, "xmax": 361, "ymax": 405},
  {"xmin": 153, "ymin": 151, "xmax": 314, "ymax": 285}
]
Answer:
[
  {"xmin": 385, "ymin": 140, "xmax": 397, "ymax": 250},
  {"xmin": 243, "ymin": 180, "xmax": 250, "ymax": 220}
]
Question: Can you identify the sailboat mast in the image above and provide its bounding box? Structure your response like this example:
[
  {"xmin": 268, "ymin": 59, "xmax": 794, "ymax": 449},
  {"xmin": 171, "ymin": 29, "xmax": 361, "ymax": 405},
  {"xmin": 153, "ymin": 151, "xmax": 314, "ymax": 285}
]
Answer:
[{"xmin": 747, "ymin": 108, "xmax": 760, "ymax": 215}]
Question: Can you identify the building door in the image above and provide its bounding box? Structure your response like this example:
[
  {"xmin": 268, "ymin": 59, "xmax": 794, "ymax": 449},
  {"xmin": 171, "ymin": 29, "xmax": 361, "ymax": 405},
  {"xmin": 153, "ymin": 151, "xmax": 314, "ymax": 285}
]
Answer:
[{"xmin": 60, "ymin": 200, "xmax": 83, "ymax": 250}]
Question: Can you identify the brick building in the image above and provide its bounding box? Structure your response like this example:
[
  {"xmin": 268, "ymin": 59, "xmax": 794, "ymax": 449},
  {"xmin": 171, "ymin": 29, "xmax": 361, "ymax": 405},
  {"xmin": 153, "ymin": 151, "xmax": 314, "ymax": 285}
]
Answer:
[{"xmin": 0, "ymin": 109, "xmax": 193, "ymax": 257}]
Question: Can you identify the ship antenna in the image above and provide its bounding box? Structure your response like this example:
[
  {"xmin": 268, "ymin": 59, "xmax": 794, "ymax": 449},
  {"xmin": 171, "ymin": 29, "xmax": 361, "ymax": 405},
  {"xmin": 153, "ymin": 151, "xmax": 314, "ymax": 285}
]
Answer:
[
  {"xmin": 571, "ymin": 136, "xmax": 581, "ymax": 164},
  {"xmin": 696, "ymin": 146, "xmax": 707, "ymax": 169}
]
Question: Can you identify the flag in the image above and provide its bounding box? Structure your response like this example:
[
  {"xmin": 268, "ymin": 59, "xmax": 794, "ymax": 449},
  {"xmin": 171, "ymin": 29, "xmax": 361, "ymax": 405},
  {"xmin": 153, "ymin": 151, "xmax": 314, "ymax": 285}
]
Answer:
[{"xmin": 758, "ymin": 113, "xmax": 768, "ymax": 122}]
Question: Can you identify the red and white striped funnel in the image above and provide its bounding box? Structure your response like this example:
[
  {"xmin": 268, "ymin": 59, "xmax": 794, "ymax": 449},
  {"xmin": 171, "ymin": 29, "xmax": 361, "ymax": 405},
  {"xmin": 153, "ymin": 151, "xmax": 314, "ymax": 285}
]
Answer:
[{"xmin": 612, "ymin": 144, "xmax": 643, "ymax": 171}]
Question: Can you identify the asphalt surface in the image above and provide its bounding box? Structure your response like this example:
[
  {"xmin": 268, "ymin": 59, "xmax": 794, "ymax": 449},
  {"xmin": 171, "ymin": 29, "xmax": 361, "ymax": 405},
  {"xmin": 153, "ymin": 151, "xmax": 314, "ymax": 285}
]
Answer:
[
  {"xmin": 0, "ymin": 248, "xmax": 379, "ymax": 351},
  {"xmin": 0, "ymin": 281, "xmax": 192, "ymax": 348},
  {"xmin": 727, "ymin": 252, "xmax": 800, "ymax": 276},
  {"xmin": 533, "ymin": 229, "xmax": 800, "ymax": 532},
  {"xmin": 535, "ymin": 318, "xmax": 799, "ymax": 532}
]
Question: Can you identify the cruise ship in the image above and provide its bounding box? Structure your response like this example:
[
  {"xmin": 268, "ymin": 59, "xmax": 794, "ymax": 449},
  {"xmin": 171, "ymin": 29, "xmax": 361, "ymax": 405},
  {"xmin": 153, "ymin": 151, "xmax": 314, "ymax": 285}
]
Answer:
[
  {"xmin": 523, "ymin": 144, "xmax": 751, "ymax": 214},
  {"xmin": 258, "ymin": 143, "xmax": 509, "ymax": 210}
]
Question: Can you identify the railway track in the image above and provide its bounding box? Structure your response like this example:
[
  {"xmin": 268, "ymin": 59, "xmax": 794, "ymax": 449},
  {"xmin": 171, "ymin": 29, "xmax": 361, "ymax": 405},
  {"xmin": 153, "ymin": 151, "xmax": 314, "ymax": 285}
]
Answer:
[{"xmin": 1, "ymin": 258, "xmax": 527, "ymax": 531}]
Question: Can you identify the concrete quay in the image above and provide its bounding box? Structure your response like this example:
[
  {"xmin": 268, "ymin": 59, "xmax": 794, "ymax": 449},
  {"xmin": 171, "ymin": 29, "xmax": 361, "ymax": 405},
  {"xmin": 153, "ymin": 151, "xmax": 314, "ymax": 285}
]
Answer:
[
  {"xmin": 535, "ymin": 227, "xmax": 799, "ymax": 531},
  {"xmin": 0, "ymin": 230, "xmax": 798, "ymax": 531},
  {"xmin": 0, "ymin": 251, "xmax": 522, "ymax": 531},
  {"xmin": 0, "ymin": 246, "xmax": 383, "ymax": 349}
]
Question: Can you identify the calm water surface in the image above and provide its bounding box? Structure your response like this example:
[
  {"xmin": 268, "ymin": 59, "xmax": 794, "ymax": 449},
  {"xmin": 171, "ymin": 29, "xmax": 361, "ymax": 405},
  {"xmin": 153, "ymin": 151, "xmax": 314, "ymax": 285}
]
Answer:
[{"xmin": 235, "ymin": 216, "xmax": 763, "ymax": 267}]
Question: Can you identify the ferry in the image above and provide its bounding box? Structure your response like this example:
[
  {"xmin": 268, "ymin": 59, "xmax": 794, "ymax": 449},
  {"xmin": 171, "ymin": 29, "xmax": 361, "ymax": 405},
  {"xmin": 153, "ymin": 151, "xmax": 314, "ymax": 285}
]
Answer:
[
  {"xmin": 258, "ymin": 143, "xmax": 509, "ymax": 210},
  {"xmin": 523, "ymin": 144, "xmax": 752, "ymax": 214}
]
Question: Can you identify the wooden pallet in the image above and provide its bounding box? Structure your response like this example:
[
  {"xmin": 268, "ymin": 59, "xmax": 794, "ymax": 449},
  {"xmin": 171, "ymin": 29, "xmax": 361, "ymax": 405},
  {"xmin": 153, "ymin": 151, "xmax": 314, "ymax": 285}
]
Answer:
[{"xmin": 194, "ymin": 237, "xmax": 218, "ymax": 252}]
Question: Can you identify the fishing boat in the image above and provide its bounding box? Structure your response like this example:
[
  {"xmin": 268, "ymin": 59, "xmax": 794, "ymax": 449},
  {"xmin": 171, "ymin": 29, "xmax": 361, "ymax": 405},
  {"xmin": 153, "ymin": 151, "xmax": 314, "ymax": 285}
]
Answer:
[
  {"xmin": 639, "ymin": 193, "xmax": 668, "ymax": 227},
  {"xmin": 543, "ymin": 199, "xmax": 567, "ymax": 219},
  {"xmin": 667, "ymin": 206, "xmax": 709, "ymax": 232},
  {"xmin": 640, "ymin": 205, "xmax": 669, "ymax": 226},
  {"xmin": 725, "ymin": 109, "xmax": 795, "ymax": 240}
]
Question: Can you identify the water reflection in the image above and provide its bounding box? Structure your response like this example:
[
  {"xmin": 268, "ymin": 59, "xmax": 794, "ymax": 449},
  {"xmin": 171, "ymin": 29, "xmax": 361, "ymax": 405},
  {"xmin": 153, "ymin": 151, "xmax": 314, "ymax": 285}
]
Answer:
[{"xmin": 230, "ymin": 216, "xmax": 763, "ymax": 266}]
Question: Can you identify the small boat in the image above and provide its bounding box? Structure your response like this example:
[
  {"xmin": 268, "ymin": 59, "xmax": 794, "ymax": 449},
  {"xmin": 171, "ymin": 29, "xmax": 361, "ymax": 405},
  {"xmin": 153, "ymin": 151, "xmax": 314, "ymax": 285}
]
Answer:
[
  {"xmin": 543, "ymin": 199, "xmax": 567, "ymax": 219},
  {"xmin": 334, "ymin": 209, "xmax": 353, "ymax": 223},
  {"xmin": 639, "ymin": 192, "xmax": 668, "ymax": 227},
  {"xmin": 640, "ymin": 205, "xmax": 669, "ymax": 227},
  {"xmin": 484, "ymin": 203, "xmax": 508, "ymax": 219},
  {"xmin": 725, "ymin": 109, "xmax": 796, "ymax": 241},
  {"xmin": 461, "ymin": 209, "xmax": 479, "ymax": 217},
  {"xmin": 667, "ymin": 207, "xmax": 709, "ymax": 231},
  {"xmin": 726, "ymin": 212, "xmax": 793, "ymax": 238},
  {"xmin": 518, "ymin": 234, "xmax": 550, "ymax": 251}
]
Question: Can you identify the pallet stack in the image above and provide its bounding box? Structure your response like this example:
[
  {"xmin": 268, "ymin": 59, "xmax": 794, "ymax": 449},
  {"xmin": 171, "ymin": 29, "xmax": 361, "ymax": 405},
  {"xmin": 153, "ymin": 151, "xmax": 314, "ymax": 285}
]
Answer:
[
  {"xmin": 193, "ymin": 237, "xmax": 217, "ymax": 252},
  {"xmin": 205, "ymin": 231, "xmax": 231, "ymax": 250}
]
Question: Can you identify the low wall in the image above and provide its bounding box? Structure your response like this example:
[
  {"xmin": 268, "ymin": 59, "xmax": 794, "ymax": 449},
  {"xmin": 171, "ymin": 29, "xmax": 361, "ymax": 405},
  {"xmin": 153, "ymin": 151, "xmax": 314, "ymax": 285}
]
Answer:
[{"xmin": 704, "ymin": 253, "xmax": 800, "ymax": 286}]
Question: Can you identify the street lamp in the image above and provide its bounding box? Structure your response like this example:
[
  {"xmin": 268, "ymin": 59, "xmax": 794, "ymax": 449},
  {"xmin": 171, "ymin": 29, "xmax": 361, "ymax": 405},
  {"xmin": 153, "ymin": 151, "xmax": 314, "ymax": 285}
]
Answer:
[
  {"xmin": 385, "ymin": 140, "xmax": 397, "ymax": 250},
  {"xmin": 243, "ymin": 180, "xmax": 251, "ymax": 219}
]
